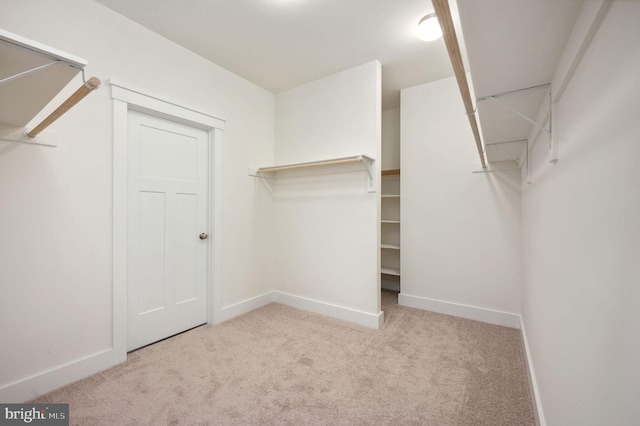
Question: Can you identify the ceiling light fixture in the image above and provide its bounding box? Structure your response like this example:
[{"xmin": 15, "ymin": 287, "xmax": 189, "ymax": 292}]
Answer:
[{"xmin": 416, "ymin": 13, "xmax": 442, "ymax": 42}]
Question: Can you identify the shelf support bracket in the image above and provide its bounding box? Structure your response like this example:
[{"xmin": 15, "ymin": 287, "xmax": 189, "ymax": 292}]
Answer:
[
  {"xmin": 476, "ymin": 84, "xmax": 553, "ymax": 160},
  {"xmin": 483, "ymin": 95, "xmax": 550, "ymax": 138},
  {"xmin": 358, "ymin": 155, "xmax": 375, "ymax": 193},
  {"xmin": 484, "ymin": 139, "xmax": 528, "ymax": 168},
  {"xmin": 0, "ymin": 60, "xmax": 64, "ymax": 86}
]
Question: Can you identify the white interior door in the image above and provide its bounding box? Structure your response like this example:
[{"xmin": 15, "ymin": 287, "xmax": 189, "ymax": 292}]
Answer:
[{"xmin": 127, "ymin": 109, "xmax": 209, "ymax": 351}]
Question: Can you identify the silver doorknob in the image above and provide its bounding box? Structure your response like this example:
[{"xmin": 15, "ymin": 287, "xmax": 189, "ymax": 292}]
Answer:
[{"xmin": 199, "ymin": 233, "xmax": 208, "ymax": 240}]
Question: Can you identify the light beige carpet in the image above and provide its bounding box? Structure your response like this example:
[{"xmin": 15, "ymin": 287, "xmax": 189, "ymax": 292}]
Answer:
[{"xmin": 33, "ymin": 291, "xmax": 535, "ymax": 425}]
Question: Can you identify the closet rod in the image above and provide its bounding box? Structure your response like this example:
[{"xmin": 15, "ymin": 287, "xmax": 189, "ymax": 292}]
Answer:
[
  {"xmin": 26, "ymin": 76, "xmax": 101, "ymax": 138},
  {"xmin": 432, "ymin": 0, "xmax": 486, "ymax": 169}
]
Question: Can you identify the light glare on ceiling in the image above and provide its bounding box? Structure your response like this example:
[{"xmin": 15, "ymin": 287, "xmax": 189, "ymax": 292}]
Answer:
[{"xmin": 416, "ymin": 13, "xmax": 442, "ymax": 41}]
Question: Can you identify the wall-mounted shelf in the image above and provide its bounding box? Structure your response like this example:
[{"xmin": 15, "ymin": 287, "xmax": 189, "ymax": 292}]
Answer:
[
  {"xmin": 381, "ymin": 267, "xmax": 400, "ymax": 277},
  {"xmin": 250, "ymin": 154, "xmax": 376, "ymax": 192},
  {"xmin": 0, "ymin": 29, "xmax": 100, "ymax": 146},
  {"xmin": 381, "ymin": 220, "xmax": 400, "ymax": 224},
  {"xmin": 382, "ymin": 169, "xmax": 400, "ymax": 176},
  {"xmin": 381, "ymin": 244, "xmax": 400, "ymax": 250}
]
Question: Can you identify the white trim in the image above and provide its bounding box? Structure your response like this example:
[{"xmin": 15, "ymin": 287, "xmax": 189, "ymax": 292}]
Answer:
[
  {"xmin": 112, "ymin": 98, "xmax": 128, "ymax": 357},
  {"xmin": 274, "ymin": 291, "xmax": 383, "ymax": 329},
  {"xmin": 216, "ymin": 291, "xmax": 383, "ymax": 329},
  {"xmin": 0, "ymin": 348, "xmax": 123, "ymax": 403},
  {"xmin": 398, "ymin": 293, "xmax": 521, "ymax": 329},
  {"xmin": 110, "ymin": 79, "xmax": 224, "ymax": 130},
  {"xmin": 209, "ymin": 127, "xmax": 224, "ymax": 325},
  {"xmin": 111, "ymin": 80, "xmax": 225, "ymax": 357},
  {"xmin": 217, "ymin": 292, "xmax": 276, "ymax": 323},
  {"xmin": 520, "ymin": 317, "xmax": 546, "ymax": 426}
]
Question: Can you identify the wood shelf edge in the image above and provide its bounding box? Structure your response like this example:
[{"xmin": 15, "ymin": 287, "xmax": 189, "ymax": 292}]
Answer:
[{"xmin": 382, "ymin": 169, "xmax": 400, "ymax": 176}]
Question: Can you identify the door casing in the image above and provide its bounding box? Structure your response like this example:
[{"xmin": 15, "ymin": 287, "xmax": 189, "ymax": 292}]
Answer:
[{"xmin": 111, "ymin": 79, "xmax": 224, "ymax": 362}]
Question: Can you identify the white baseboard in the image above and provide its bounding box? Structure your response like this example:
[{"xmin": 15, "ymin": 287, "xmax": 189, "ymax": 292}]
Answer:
[
  {"xmin": 217, "ymin": 291, "xmax": 276, "ymax": 323},
  {"xmin": 218, "ymin": 290, "xmax": 383, "ymax": 329},
  {"xmin": 274, "ymin": 291, "xmax": 383, "ymax": 329},
  {"xmin": 519, "ymin": 317, "xmax": 546, "ymax": 426},
  {"xmin": 0, "ymin": 348, "xmax": 124, "ymax": 403},
  {"xmin": 398, "ymin": 293, "xmax": 521, "ymax": 329}
]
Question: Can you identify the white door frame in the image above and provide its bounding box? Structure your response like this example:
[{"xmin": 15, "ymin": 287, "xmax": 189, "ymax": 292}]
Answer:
[{"xmin": 111, "ymin": 79, "xmax": 224, "ymax": 361}]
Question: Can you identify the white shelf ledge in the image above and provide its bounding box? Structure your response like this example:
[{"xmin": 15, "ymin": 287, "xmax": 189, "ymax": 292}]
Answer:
[
  {"xmin": 250, "ymin": 154, "xmax": 376, "ymax": 193},
  {"xmin": 0, "ymin": 29, "xmax": 87, "ymax": 128},
  {"xmin": 381, "ymin": 244, "xmax": 400, "ymax": 250},
  {"xmin": 381, "ymin": 194, "xmax": 400, "ymax": 198},
  {"xmin": 381, "ymin": 267, "xmax": 401, "ymax": 276},
  {"xmin": 381, "ymin": 220, "xmax": 400, "ymax": 224}
]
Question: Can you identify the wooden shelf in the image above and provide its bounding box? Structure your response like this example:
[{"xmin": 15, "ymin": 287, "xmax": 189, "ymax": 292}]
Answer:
[
  {"xmin": 382, "ymin": 169, "xmax": 400, "ymax": 176},
  {"xmin": 255, "ymin": 154, "xmax": 374, "ymax": 174}
]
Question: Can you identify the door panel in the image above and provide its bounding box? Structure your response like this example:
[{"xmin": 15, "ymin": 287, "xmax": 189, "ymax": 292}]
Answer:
[
  {"xmin": 127, "ymin": 110, "xmax": 209, "ymax": 351},
  {"xmin": 138, "ymin": 191, "xmax": 166, "ymax": 314},
  {"xmin": 139, "ymin": 125, "xmax": 198, "ymax": 181},
  {"xmin": 175, "ymin": 193, "xmax": 198, "ymax": 303}
]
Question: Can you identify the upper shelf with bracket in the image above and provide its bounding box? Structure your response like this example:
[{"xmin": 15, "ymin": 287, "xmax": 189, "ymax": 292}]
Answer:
[
  {"xmin": 0, "ymin": 29, "xmax": 86, "ymax": 127},
  {"xmin": 0, "ymin": 28, "xmax": 100, "ymax": 145},
  {"xmin": 454, "ymin": 0, "xmax": 586, "ymax": 171},
  {"xmin": 437, "ymin": 0, "xmax": 586, "ymax": 172}
]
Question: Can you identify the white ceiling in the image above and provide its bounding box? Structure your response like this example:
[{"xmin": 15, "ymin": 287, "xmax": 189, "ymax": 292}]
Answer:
[{"xmin": 94, "ymin": 0, "xmax": 466, "ymax": 110}]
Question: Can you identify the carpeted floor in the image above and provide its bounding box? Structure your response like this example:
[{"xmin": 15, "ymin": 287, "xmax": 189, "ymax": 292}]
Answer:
[{"xmin": 33, "ymin": 291, "xmax": 535, "ymax": 425}]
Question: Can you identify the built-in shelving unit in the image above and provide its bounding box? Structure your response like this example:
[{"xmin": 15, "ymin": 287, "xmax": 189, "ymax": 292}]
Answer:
[
  {"xmin": 381, "ymin": 169, "xmax": 400, "ymax": 289},
  {"xmin": 250, "ymin": 154, "xmax": 376, "ymax": 192}
]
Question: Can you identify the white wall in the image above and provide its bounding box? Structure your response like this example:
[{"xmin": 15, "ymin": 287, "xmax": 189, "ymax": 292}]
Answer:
[
  {"xmin": 521, "ymin": 2, "xmax": 640, "ymax": 424},
  {"xmin": 0, "ymin": 0, "xmax": 275, "ymax": 401},
  {"xmin": 400, "ymin": 76, "xmax": 522, "ymax": 327},
  {"xmin": 272, "ymin": 61, "xmax": 382, "ymax": 326}
]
